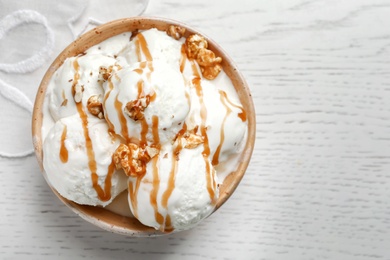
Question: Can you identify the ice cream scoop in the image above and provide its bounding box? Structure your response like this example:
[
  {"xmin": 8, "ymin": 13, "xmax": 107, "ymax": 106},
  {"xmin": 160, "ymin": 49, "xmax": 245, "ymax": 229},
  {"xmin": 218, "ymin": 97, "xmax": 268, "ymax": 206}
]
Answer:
[
  {"xmin": 43, "ymin": 115, "xmax": 127, "ymax": 206},
  {"xmin": 102, "ymin": 61, "xmax": 190, "ymax": 145}
]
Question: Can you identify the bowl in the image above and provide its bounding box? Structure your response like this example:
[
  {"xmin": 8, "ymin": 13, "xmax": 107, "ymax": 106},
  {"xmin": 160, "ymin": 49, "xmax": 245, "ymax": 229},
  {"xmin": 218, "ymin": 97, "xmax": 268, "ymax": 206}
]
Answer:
[{"xmin": 32, "ymin": 16, "xmax": 256, "ymax": 236}]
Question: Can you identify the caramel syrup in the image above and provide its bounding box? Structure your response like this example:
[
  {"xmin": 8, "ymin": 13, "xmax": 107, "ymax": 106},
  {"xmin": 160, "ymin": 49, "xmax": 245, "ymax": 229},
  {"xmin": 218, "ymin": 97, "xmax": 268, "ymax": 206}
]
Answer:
[
  {"xmin": 211, "ymin": 90, "xmax": 232, "ymax": 166},
  {"xmin": 103, "ymin": 78, "xmax": 116, "ymax": 132},
  {"xmin": 136, "ymin": 34, "xmax": 154, "ymax": 81},
  {"xmin": 150, "ymin": 116, "xmax": 164, "ymax": 226},
  {"xmin": 164, "ymin": 214, "xmax": 174, "ymax": 233},
  {"xmin": 128, "ymin": 178, "xmax": 141, "ymax": 219},
  {"xmin": 190, "ymin": 61, "xmax": 216, "ymax": 203},
  {"xmin": 59, "ymin": 125, "xmax": 68, "ymax": 163},
  {"xmin": 223, "ymin": 92, "xmax": 246, "ymax": 122},
  {"xmin": 135, "ymin": 37, "xmax": 142, "ymax": 62},
  {"xmin": 161, "ymin": 123, "xmax": 187, "ymax": 209},
  {"xmin": 128, "ymin": 34, "xmax": 159, "ymax": 222},
  {"xmin": 137, "ymin": 33, "xmax": 153, "ymax": 61},
  {"xmin": 114, "ymin": 93, "xmax": 129, "ymax": 142},
  {"xmin": 180, "ymin": 44, "xmax": 186, "ymax": 73},
  {"xmin": 180, "ymin": 44, "xmax": 191, "ymax": 107},
  {"xmin": 72, "ymin": 59, "xmax": 113, "ymax": 202},
  {"xmin": 61, "ymin": 89, "xmax": 68, "ymax": 107}
]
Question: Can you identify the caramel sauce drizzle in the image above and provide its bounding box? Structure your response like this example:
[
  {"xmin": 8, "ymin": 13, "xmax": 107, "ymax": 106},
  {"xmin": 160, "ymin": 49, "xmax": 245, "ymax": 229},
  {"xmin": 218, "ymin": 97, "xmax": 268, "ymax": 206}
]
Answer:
[
  {"xmin": 150, "ymin": 156, "xmax": 164, "ymax": 226},
  {"xmin": 139, "ymin": 119, "xmax": 149, "ymax": 145},
  {"xmin": 180, "ymin": 44, "xmax": 191, "ymax": 107},
  {"xmin": 133, "ymin": 68, "xmax": 143, "ymax": 74},
  {"xmin": 180, "ymin": 44, "xmax": 186, "ymax": 73},
  {"xmin": 161, "ymin": 123, "xmax": 187, "ymax": 209},
  {"xmin": 128, "ymin": 34, "xmax": 158, "ymax": 219},
  {"xmin": 137, "ymin": 33, "xmax": 153, "ymax": 62},
  {"xmin": 127, "ymin": 33, "xmax": 189, "ymax": 231},
  {"xmin": 223, "ymin": 93, "xmax": 246, "ymax": 122},
  {"xmin": 72, "ymin": 59, "xmax": 113, "ymax": 202},
  {"xmin": 114, "ymin": 93, "xmax": 129, "ymax": 142},
  {"xmin": 59, "ymin": 125, "xmax": 68, "ymax": 163},
  {"xmin": 136, "ymin": 34, "xmax": 154, "ymax": 81},
  {"xmin": 138, "ymin": 80, "xmax": 151, "ymax": 146},
  {"xmin": 137, "ymin": 80, "xmax": 145, "ymax": 98},
  {"xmin": 151, "ymin": 115, "xmax": 160, "ymax": 145},
  {"xmin": 92, "ymin": 160, "xmax": 116, "ymax": 201},
  {"xmin": 164, "ymin": 214, "xmax": 174, "ymax": 233},
  {"xmin": 128, "ymin": 178, "xmax": 140, "ymax": 219},
  {"xmin": 150, "ymin": 115, "xmax": 164, "ymax": 226},
  {"xmin": 135, "ymin": 37, "xmax": 142, "ymax": 62},
  {"xmin": 103, "ymin": 78, "xmax": 116, "ymax": 132},
  {"xmin": 190, "ymin": 61, "xmax": 216, "ymax": 203},
  {"xmin": 155, "ymin": 122, "xmax": 188, "ymax": 232},
  {"xmin": 128, "ymin": 116, "xmax": 150, "ymax": 220},
  {"xmin": 212, "ymin": 90, "xmax": 232, "ymax": 166},
  {"xmin": 135, "ymin": 34, "xmax": 155, "ymax": 143},
  {"xmin": 61, "ymin": 89, "xmax": 68, "ymax": 106},
  {"xmin": 139, "ymin": 61, "xmax": 147, "ymax": 69}
]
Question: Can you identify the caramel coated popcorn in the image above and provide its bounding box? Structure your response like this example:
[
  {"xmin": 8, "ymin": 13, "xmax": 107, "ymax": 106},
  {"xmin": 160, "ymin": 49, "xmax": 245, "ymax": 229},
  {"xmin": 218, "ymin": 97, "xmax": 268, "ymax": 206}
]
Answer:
[
  {"xmin": 98, "ymin": 66, "xmax": 112, "ymax": 82},
  {"xmin": 200, "ymin": 64, "xmax": 222, "ymax": 80},
  {"xmin": 124, "ymin": 96, "xmax": 151, "ymax": 121},
  {"xmin": 167, "ymin": 25, "xmax": 186, "ymax": 40},
  {"xmin": 184, "ymin": 34, "xmax": 222, "ymax": 80},
  {"xmin": 113, "ymin": 143, "xmax": 159, "ymax": 177},
  {"xmin": 185, "ymin": 34, "xmax": 208, "ymax": 59},
  {"xmin": 165, "ymin": 25, "xmax": 222, "ymax": 79},
  {"xmin": 196, "ymin": 48, "xmax": 222, "ymax": 67},
  {"xmin": 175, "ymin": 126, "xmax": 204, "ymax": 149},
  {"xmin": 98, "ymin": 64, "xmax": 122, "ymax": 82},
  {"xmin": 183, "ymin": 132, "xmax": 204, "ymax": 149},
  {"xmin": 73, "ymin": 84, "xmax": 84, "ymax": 103},
  {"xmin": 87, "ymin": 95, "xmax": 104, "ymax": 119}
]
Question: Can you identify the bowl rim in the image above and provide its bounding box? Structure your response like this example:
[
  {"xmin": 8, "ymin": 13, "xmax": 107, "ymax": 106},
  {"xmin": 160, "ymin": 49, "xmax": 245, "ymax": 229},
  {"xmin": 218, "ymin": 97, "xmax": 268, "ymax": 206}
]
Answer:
[{"xmin": 32, "ymin": 16, "xmax": 256, "ymax": 236}]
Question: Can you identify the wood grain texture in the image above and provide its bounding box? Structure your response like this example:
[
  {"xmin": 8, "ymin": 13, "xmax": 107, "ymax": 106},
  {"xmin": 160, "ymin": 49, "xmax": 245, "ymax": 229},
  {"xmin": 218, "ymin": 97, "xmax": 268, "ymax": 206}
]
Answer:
[{"xmin": 1, "ymin": 0, "xmax": 390, "ymax": 259}]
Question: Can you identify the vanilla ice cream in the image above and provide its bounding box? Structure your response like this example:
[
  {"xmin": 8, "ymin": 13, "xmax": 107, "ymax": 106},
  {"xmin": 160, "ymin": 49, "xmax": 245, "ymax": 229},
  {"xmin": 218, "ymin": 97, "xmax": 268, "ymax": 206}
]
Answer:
[
  {"xmin": 102, "ymin": 61, "xmax": 190, "ymax": 145},
  {"xmin": 43, "ymin": 115, "xmax": 127, "ymax": 206},
  {"xmin": 42, "ymin": 27, "xmax": 247, "ymax": 232}
]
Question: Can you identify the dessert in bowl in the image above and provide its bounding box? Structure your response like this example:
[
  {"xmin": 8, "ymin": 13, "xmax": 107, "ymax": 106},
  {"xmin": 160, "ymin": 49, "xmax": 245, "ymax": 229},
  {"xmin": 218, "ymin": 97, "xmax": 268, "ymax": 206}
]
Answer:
[{"xmin": 32, "ymin": 17, "xmax": 255, "ymax": 236}]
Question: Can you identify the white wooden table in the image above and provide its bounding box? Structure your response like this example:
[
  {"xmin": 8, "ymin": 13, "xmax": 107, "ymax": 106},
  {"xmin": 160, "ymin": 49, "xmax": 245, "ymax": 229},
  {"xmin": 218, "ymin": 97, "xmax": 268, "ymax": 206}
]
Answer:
[{"xmin": 1, "ymin": 0, "xmax": 390, "ymax": 259}]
